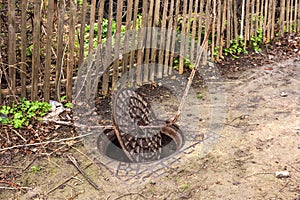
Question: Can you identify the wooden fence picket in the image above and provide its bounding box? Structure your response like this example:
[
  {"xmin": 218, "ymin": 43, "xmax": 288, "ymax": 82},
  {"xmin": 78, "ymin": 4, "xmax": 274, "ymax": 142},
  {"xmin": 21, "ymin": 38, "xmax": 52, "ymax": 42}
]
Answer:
[
  {"xmin": 55, "ymin": 0, "xmax": 65, "ymax": 100},
  {"xmin": 8, "ymin": 0, "xmax": 16, "ymax": 98},
  {"xmin": 0, "ymin": 0, "xmax": 299, "ymax": 101},
  {"xmin": 44, "ymin": 0, "xmax": 54, "ymax": 102},
  {"xmin": 21, "ymin": 0, "xmax": 28, "ymax": 98},
  {"xmin": 66, "ymin": 0, "xmax": 77, "ymax": 101},
  {"xmin": 31, "ymin": 0, "xmax": 41, "ymax": 100}
]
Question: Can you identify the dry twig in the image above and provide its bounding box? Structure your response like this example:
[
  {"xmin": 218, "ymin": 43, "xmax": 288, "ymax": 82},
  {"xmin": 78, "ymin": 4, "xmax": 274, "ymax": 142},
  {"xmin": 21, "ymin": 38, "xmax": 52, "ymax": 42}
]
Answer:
[
  {"xmin": 0, "ymin": 132, "xmax": 95, "ymax": 151},
  {"xmin": 47, "ymin": 162, "xmax": 94, "ymax": 195},
  {"xmin": 114, "ymin": 192, "xmax": 150, "ymax": 200},
  {"xmin": 171, "ymin": 16, "xmax": 213, "ymax": 124},
  {"xmin": 67, "ymin": 154, "xmax": 100, "ymax": 190},
  {"xmin": 0, "ymin": 180, "xmax": 27, "ymax": 193}
]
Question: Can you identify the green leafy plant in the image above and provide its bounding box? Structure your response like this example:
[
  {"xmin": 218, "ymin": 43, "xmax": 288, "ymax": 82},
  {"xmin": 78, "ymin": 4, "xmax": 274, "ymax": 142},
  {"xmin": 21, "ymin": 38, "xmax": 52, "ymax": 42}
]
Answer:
[
  {"xmin": 149, "ymin": 187, "xmax": 155, "ymax": 196},
  {"xmin": 64, "ymin": 102, "xmax": 73, "ymax": 109},
  {"xmin": 0, "ymin": 98, "xmax": 51, "ymax": 128},
  {"xmin": 173, "ymin": 57, "xmax": 194, "ymax": 70},
  {"xmin": 223, "ymin": 36, "xmax": 247, "ymax": 58},
  {"xmin": 213, "ymin": 46, "xmax": 220, "ymax": 57},
  {"xmin": 26, "ymin": 44, "xmax": 33, "ymax": 57},
  {"xmin": 184, "ymin": 58, "xmax": 194, "ymax": 69},
  {"xmin": 179, "ymin": 183, "xmax": 190, "ymax": 192},
  {"xmin": 197, "ymin": 93, "xmax": 204, "ymax": 99},
  {"xmin": 250, "ymin": 28, "xmax": 263, "ymax": 53},
  {"xmin": 173, "ymin": 58, "xmax": 180, "ymax": 70},
  {"xmin": 30, "ymin": 166, "xmax": 42, "ymax": 173},
  {"xmin": 60, "ymin": 96, "xmax": 73, "ymax": 109}
]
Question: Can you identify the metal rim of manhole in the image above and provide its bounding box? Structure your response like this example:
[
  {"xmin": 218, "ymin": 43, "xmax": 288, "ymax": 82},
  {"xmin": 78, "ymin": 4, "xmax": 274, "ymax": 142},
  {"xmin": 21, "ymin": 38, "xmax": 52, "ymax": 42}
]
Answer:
[
  {"xmin": 73, "ymin": 27, "xmax": 226, "ymax": 183},
  {"xmin": 97, "ymin": 122, "xmax": 185, "ymax": 164}
]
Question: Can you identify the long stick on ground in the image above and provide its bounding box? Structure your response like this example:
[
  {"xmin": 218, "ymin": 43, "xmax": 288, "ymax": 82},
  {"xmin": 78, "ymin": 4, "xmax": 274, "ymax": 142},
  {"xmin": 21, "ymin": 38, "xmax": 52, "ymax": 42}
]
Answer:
[
  {"xmin": 171, "ymin": 17, "xmax": 213, "ymax": 124},
  {"xmin": 67, "ymin": 154, "xmax": 100, "ymax": 190}
]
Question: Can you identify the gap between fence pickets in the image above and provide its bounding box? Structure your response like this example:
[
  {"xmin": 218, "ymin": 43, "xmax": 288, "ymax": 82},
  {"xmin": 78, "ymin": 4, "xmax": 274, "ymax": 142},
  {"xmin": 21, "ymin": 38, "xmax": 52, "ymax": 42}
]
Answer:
[{"xmin": 171, "ymin": 16, "xmax": 213, "ymax": 125}]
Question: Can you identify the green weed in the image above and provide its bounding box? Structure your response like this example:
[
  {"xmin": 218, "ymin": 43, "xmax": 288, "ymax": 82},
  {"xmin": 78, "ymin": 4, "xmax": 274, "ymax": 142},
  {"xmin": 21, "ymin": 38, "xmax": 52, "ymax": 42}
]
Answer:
[
  {"xmin": 179, "ymin": 183, "xmax": 190, "ymax": 192},
  {"xmin": 0, "ymin": 98, "xmax": 51, "ymax": 128},
  {"xmin": 250, "ymin": 28, "xmax": 263, "ymax": 53},
  {"xmin": 30, "ymin": 166, "xmax": 42, "ymax": 173},
  {"xmin": 223, "ymin": 36, "xmax": 247, "ymax": 59}
]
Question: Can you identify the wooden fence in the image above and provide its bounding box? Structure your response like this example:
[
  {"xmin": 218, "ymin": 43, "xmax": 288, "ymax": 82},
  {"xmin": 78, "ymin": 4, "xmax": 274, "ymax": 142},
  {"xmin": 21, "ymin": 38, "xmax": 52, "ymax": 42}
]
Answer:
[{"xmin": 0, "ymin": 0, "xmax": 299, "ymax": 102}]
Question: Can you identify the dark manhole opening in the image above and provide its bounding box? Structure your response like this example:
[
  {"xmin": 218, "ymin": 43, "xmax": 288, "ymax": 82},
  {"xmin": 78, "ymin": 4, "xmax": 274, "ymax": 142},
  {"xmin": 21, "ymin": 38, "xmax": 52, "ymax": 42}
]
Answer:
[{"xmin": 97, "ymin": 125, "xmax": 185, "ymax": 163}]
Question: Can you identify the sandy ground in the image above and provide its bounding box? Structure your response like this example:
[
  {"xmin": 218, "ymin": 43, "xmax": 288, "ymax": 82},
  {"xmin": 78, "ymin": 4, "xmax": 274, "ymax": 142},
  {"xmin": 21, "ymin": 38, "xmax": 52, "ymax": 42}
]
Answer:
[{"xmin": 1, "ymin": 58, "xmax": 299, "ymax": 200}]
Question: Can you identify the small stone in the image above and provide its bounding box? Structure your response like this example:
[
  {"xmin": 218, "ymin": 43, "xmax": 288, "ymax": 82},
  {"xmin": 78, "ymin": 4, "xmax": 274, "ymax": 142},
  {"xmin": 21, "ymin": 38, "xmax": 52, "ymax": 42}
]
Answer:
[
  {"xmin": 233, "ymin": 181, "xmax": 241, "ymax": 185},
  {"xmin": 275, "ymin": 171, "xmax": 290, "ymax": 178},
  {"xmin": 264, "ymin": 67, "xmax": 273, "ymax": 70},
  {"xmin": 280, "ymin": 92, "xmax": 288, "ymax": 97},
  {"xmin": 208, "ymin": 61, "xmax": 214, "ymax": 67}
]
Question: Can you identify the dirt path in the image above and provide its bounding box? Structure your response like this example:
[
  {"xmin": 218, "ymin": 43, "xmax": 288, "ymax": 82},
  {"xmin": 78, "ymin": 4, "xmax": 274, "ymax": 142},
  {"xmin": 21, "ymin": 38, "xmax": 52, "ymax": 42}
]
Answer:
[{"xmin": 1, "ymin": 58, "xmax": 299, "ymax": 200}]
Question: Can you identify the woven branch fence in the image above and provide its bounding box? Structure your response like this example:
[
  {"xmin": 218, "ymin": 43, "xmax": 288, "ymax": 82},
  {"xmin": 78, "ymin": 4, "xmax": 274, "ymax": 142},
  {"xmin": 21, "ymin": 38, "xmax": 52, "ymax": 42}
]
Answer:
[{"xmin": 0, "ymin": 0, "xmax": 299, "ymax": 102}]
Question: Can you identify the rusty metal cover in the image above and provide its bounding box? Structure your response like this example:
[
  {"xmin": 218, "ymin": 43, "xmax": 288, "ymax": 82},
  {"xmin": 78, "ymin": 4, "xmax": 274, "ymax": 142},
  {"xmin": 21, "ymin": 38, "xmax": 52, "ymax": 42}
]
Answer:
[{"xmin": 112, "ymin": 88, "xmax": 163, "ymax": 162}]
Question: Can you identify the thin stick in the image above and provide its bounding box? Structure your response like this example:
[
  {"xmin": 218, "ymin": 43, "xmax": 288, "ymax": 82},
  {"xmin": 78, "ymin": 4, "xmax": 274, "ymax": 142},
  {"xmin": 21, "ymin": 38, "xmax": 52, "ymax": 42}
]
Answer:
[
  {"xmin": 0, "ymin": 180, "xmax": 26, "ymax": 193},
  {"xmin": 171, "ymin": 18, "xmax": 213, "ymax": 124},
  {"xmin": 244, "ymin": 172, "xmax": 273, "ymax": 179},
  {"xmin": 279, "ymin": 180, "xmax": 290, "ymax": 192},
  {"xmin": 0, "ymin": 132, "xmax": 96, "ymax": 151},
  {"xmin": 47, "ymin": 162, "xmax": 93, "ymax": 195},
  {"xmin": 114, "ymin": 192, "xmax": 150, "ymax": 200},
  {"xmin": 11, "ymin": 129, "xmax": 27, "ymax": 142},
  {"xmin": 0, "ymin": 186, "xmax": 32, "ymax": 190},
  {"xmin": 0, "ymin": 165, "xmax": 23, "ymax": 169},
  {"xmin": 67, "ymin": 154, "xmax": 100, "ymax": 190}
]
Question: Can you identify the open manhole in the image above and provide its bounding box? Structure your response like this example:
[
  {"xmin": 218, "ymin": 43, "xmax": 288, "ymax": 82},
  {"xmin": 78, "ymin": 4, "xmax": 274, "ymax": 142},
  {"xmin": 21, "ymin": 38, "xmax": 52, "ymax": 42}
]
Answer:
[{"xmin": 97, "ymin": 122, "xmax": 185, "ymax": 163}]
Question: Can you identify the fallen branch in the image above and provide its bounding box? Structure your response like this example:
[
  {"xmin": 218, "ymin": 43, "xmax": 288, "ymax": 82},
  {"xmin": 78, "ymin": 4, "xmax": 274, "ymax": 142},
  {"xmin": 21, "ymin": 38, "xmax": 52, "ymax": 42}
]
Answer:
[
  {"xmin": 171, "ymin": 16, "xmax": 213, "ymax": 124},
  {"xmin": 67, "ymin": 154, "xmax": 100, "ymax": 190},
  {"xmin": 0, "ymin": 180, "xmax": 27, "ymax": 193},
  {"xmin": 11, "ymin": 128, "xmax": 27, "ymax": 142},
  {"xmin": 47, "ymin": 162, "xmax": 93, "ymax": 195},
  {"xmin": 0, "ymin": 186, "xmax": 32, "ymax": 190},
  {"xmin": 0, "ymin": 132, "xmax": 96, "ymax": 152},
  {"xmin": 114, "ymin": 192, "xmax": 150, "ymax": 200},
  {"xmin": 42, "ymin": 119, "xmax": 73, "ymax": 126},
  {"xmin": 244, "ymin": 172, "xmax": 273, "ymax": 179}
]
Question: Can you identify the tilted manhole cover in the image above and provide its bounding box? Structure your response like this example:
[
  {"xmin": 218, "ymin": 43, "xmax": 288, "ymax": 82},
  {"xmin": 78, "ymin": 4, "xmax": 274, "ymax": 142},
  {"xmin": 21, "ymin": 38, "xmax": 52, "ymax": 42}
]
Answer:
[{"xmin": 73, "ymin": 27, "xmax": 226, "ymax": 183}]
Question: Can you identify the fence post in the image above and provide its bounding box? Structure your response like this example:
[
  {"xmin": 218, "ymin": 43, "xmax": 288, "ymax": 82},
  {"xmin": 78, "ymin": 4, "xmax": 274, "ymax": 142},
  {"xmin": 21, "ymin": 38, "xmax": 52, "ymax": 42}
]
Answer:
[
  {"xmin": 158, "ymin": 0, "xmax": 168, "ymax": 77},
  {"xmin": 179, "ymin": 0, "xmax": 188, "ymax": 74},
  {"xmin": 21, "ymin": 0, "xmax": 28, "ymax": 98},
  {"xmin": 31, "ymin": 0, "xmax": 41, "ymax": 100},
  {"xmin": 8, "ymin": 0, "xmax": 16, "ymax": 99},
  {"xmin": 55, "ymin": 0, "xmax": 65, "ymax": 100},
  {"xmin": 112, "ymin": 0, "xmax": 124, "ymax": 90},
  {"xmin": 67, "ymin": 0, "xmax": 77, "ymax": 101},
  {"xmin": 279, "ymin": 0, "xmax": 285, "ymax": 36},
  {"xmin": 165, "ymin": 0, "xmax": 175, "ymax": 75},
  {"xmin": 298, "ymin": 0, "xmax": 300, "ymax": 32},
  {"xmin": 294, "ymin": 0, "xmax": 299, "ymax": 32},
  {"xmin": 44, "ymin": 0, "xmax": 54, "ymax": 102},
  {"xmin": 0, "ymin": 0, "xmax": 2, "ymax": 103},
  {"xmin": 102, "ymin": 0, "xmax": 113, "ymax": 95},
  {"xmin": 211, "ymin": 0, "xmax": 217, "ymax": 61},
  {"xmin": 270, "ymin": 0, "xmax": 276, "ymax": 40},
  {"xmin": 79, "ymin": 0, "xmax": 87, "ymax": 66}
]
